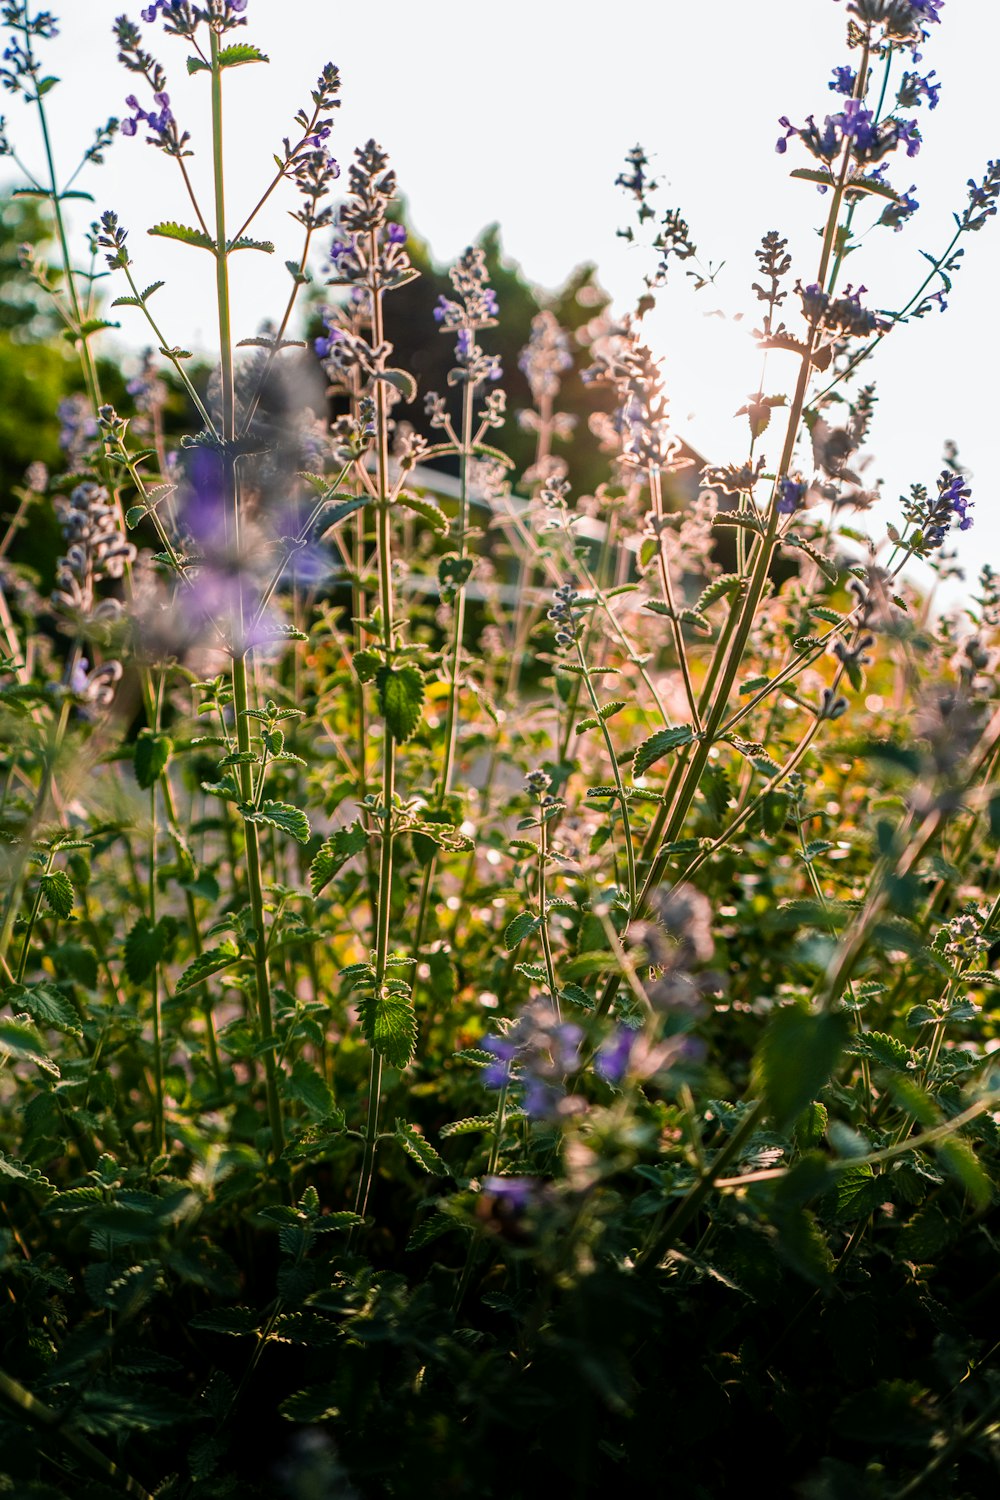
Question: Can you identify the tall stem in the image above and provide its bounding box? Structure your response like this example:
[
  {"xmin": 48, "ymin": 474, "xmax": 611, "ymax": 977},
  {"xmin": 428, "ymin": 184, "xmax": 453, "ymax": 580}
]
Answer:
[
  {"xmin": 353, "ymin": 235, "xmax": 397, "ymax": 1224},
  {"xmin": 209, "ymin": 28, "xmax": 284, "ymax": 1158}
]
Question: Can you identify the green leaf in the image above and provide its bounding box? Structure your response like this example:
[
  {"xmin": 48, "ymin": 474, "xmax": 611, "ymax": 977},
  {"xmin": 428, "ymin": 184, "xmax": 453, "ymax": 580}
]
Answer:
[
  {"xmin": 283, "ymin": 1059, "xmax": 336, "ymax": 1118},
  {"xmin": 4, "ymin": 982, "xmax": 80, "ymax": 1037},
  {"xmin": 133, "ymin": 729, "xmax": 172, "ymax": 789},
  {"xmin": 380, "ymin": 367, "xmax": 417, "ymax": 402},
  {"xmin": 246, "ymin": 800, "xmax": 311, "ymax": 844},
  {"xmin": 357, "ymin": 991, "xmax": 417, "ymax": 1069},
  {"xmin": 352, "ymin": 648, "xmax": 381, "ymax": 683},
  {"xmin": 187, "ymin": 55, "xmax": 211, "ymax": 74},
  {"xmin": 784, "ymin": 532, "xmax": 839, "ymax": 583},
  {"xmin": 794, "ymin": 1100, "xmax": 829, "ymax": 1149},
  {"xmin": 189, "ymin": 1307, "xmax": 260, "ymax": 1336},
  {"xmin": 279, "ymin": 1384, "xmax": 340, "ymax": 1423},
  {"xmin": 218, "ymin": 42, "xmax": 269, "ymax": 68},
  {"xmin": 439, "ymin": 1115, "xmax": 496, "ymax": 1138},
  {"xmin": 0, "ymin": 1019, "xmax": 59, "ymax": 1076},
  {"xmin": 377, "ymin": 664, "xmax": 424, "ymax": 742},
  {"xmin": 398, "ymin": 491, "xmax": 448, "ymax": 532},
  {"xmin": 934, "ymin": 1135, "xmax": 991, "ymax": 1209},
  {"xmin": 0, "ymin": 1151, "xmax": 54, "ymax": 1196},
  {"xmin": 847, "ymin": 1030, "xmax": 912, "ymax": 1072},
  {"xmin": 756, "ymin": 1004, "xmax": 849, "ymax": 1131},
  {"xmin": 790, "ymin": 167, "xmax": 836, "ymax": 190},
  {"xmin": 40, "ymin": 870, "xmax": 74, "ymax": 918},
  {"xmin": 310, "ymin": 823, "xmax": 367, "ymax": 896},
  {"xmin": 123, "ymin": 916, "xmax": 171, "ymax": 985},
  {"xmin": 174, "ymin": 941, "xmax": 241, "ymax": 994},
  {"xmin": 395, "ymin": 1119, "xmax": 448, "ymax": 1176},
  {"xmin": 835, "ymin": 1163, "xmax": 882, "ymax": 1221},
  {"xmin": 227, "ymin": 236, "xmax": 275, "ymax": 254},
  {"xmin": 406, "ymin": 1213, "xmax": 459, "ymax": 1251},
  {"xmin": 633, "ymin": 725, "xmax": 695, "ymax": 777},
  {"xmin": 148, "ymin": 221, "xmax": 216, "ymax": 252},
  {"xmin": 504, "ymin": 911, "xmax": 540, "ymax": 950}
]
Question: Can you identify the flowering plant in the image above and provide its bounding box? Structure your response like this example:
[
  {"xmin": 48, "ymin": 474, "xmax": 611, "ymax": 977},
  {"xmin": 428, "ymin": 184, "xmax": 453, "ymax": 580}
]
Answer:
[{"xmin": 0, "ymin": 1, "xmax": 999, "ymax": 1494}]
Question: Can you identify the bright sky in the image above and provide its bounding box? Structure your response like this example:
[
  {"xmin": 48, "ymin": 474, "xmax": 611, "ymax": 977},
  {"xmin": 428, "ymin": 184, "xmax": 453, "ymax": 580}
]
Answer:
[{"xmin": 6, "ymin": 0, "xmax": 999, "ymax": 603}]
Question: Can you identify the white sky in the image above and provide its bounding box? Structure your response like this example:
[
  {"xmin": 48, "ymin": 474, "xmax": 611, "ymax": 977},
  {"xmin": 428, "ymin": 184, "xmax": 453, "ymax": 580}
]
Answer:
[{"xmin": 6, "ymin": 0, "xmax": 999, "ymax": 603}]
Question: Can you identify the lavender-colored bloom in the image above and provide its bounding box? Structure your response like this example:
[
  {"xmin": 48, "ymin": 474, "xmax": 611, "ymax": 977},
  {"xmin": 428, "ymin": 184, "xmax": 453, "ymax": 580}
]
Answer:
[
  {"xmin": 879, "ymin": 185, "xmax": 920, "ymax": 231},
  {"xmin": 941, "ymin": 471, "xmax": 973, "ymax": 530},
  {"xmin": 595, "ymin": 1026, "xmax": 638, "ymax": 1085},
  {"xmin": 828, "ymin": 65, "xmax": 857, "ymax": 95},
  {"xmin": 777, "ymin": 477, "xmax": 806, "ymax": 515},
  {"xmin": 387, "ymin": 221, "xmax": 406, "ymax": 245},
  {"xmin": 897, "ymin": 68, "xmax": 941, "ymax": 109},
  {"xmin": 482, "ymin": 1034, "xmax": 517, "ymax": 1090},
  {"xmin": 482, "ymin": 1176, "xmax": 537, "ymax": 1213}
]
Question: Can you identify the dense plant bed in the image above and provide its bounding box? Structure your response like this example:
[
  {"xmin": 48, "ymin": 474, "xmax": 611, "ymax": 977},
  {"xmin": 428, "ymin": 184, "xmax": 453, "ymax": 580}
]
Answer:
[{"xmin": 1, "ymin": 1, "xmax": 999, "ymax": 1495}]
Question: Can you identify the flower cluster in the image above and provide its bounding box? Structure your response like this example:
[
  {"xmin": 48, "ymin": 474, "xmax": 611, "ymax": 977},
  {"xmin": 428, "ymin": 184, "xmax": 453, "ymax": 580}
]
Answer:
[
  {"xmin": 51, "ymin": 483, "xmax": 135, "ymax": 627},
  {"xmin": 483, "ymin": 1001, "xmax": 583, "ymax": 1120},
  {"xmin": 777, "ymin": 100, "xmax": 920, "ymax": 166},
  {"xmin": 0, "ymin": 5, "xmax": 57, "ymax": 99},
  {"xmin": 548, "ymin": 582, "xmax": 586, "ymax": 649},
  {"xmin": 121, "ymin": 90, "xmax": 174, "ymax": 145},
  {"xmin": 583, "ymin": 325, "xmax": 685, "ymax": 472},
  {"xmin": 518, "ymin": 310, "xmax": 573, "ymax": 405},
  {"xmin": 140, "ymin": 0, "xmax": 248, "ymax": 32},
  {"xmin": 960, "ymin": 160, "xmax": 1000, "ymax": 232},
  {"xmin": 776, "ymin": 476, "xmax": 807, "ymax": 515},
  {"xmin": 897, "ymin": 68, "xmax": 941, "ymax": 110},
  {"xmin": 433, "ymin": 245, "xmax": 500, "ymax": 331},
  {"xmin": 798, "ymin": 280, "xmax": 889, "ymax": 338},
  {"xmin": 901, "ymin": 467, "xmax": 974, "ymax": 552},
  {"xmin": 840, "ymin": 0, "xmax": 943, "ymax": 48}
]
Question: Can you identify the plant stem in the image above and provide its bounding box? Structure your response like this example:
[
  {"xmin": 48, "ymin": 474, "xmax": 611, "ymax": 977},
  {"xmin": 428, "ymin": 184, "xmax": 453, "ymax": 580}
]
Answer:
[{"xmin": 209, "ymin": 28, "xmax": 284, "ymax": 1160}]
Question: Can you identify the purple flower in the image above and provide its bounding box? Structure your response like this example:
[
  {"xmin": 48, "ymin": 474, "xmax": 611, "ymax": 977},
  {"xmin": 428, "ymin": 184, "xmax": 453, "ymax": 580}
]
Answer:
[
  {"xmin": 595, "ymin": 1025, "xmax": 638, "ymax": 1085},
  {"xmin": 482, "ymin": 1176, "xmax": 537, "ymax": 1213},
  {"xmin": 387, "ymin": 222, "xmax": 407, "ymax": 245},
  {"xmin": 941, "ymin": 471, "xmax": 973, "ymax": 530},
  {"xmin": 777, "ymin": 477, "xmax": 806, "ymax": 515},
  {"xmin": 482, "ymin": 1034, "xmax": 517, "ymax": 1090},
  {"xmin": 829, "ymin": 65, "xmax": 857, "ymax": 95},
  {"xmin": 879, "ymin": 185, "xmax": 920, "ymax": 231}
]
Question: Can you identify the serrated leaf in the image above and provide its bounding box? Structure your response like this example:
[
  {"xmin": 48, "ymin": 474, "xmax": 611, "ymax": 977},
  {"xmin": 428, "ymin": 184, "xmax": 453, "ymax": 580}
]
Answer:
[
  {"xmin": 189, "ymin": 1307, "xmax": 260, "ymax": 1336},
  {"xmin": 784, "ymin": 532, "xmax": 839, "ymax": 583},
  {"xmin": 149, "ymin": 221, "xmax": 216, "ymax": 251},
  {"xmin": 5, "ymin": 982, "xmax": 80, "ymax": 1037},
  {"xmin": 123, "ymin": 917, "xmax": 168, "ymax": 985},
  {"xmin": 310, "ymin": 823, "xmax": 367, "ymax": 896},
  {"xmin": 395, "ymin": 1119, "xmax": 448, "ymax": 1176},
  {"xmin": 439, "ymin": 1115, "xmax": 496, "ymax": 1138},
  {"xmin": 40, "ymin": 870, "xmax": 74, "ymax": 918},
  {"xmin": 357, "ymin": 991, "xmax": 417, "ymax": 1069},
  {"xmin": 453, "ymin": 1048, "xmax": 497, "ymax": 1067},
  {"xmin": 380, "ymin": 367, "xmax": 417, "ymax": 402},
  {"xmin": 218, "ymin": 42, "xmax": 269, "ymax": 68},
  {"xmin": 756, "ymin": 1005, "xmax": 849, "ymax": 1131},
  {"xmin": 174, "ymin": 941, "xmax": 241, "ymax": 994},
  {"xmin": 847, "ymin": 1030, "xmax": 912, "ymax": 1072},
  {"xmin": 227, "ymin": 236, "xmax": 275, "ymax": 254},
  {"xmin": 633, "ymin": 725, "xmax": 695, "ymax": 777},
  {"xmin": 0, "ymin": 1151, "xmax": 55, "ymax": 1195},
  {"xmin": 406, "ymin": 1213, "xmax": 458, "ymax": 1251},
  {"xmin": 279, "ymin": 1383, "xmax": 340, "ymax": 1422},
  {"xmin": 693, "ymin": 572, "xmax": 742, "ymax": 613},
  {"xmin": 134, "ymin": 729, "xmax": 172, "ymax": 789},
  {"xmin": 505, "ymin": 911, "xmax": 540, "ymax": 950},
  {"xmin": 398, "ymin": 491, "xmax": 448, "ymax": 531},
  {"xmin": 246, "ymin": 800, "xmax": 311, "ymax": 844},
  {"xmin": 0, "ymin": 1020, "xmax": 59, "ymax": 1075},
  {"xmin": 377, "ymin": 664, "xmax": 424, "ymax": 742}
]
